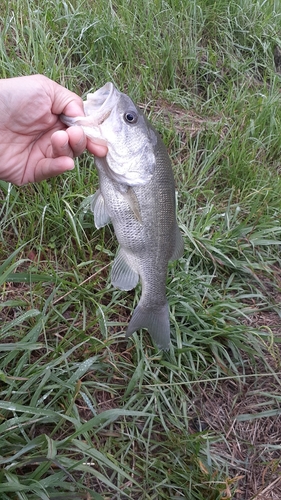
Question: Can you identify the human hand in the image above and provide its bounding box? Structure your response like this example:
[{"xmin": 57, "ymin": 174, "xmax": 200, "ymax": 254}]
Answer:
[{"xmin": 0, "ymin": 74, "xmax": 108, "ymax": 185}]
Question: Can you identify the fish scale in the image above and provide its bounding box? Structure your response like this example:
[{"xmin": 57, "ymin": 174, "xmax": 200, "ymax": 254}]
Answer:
[{"xmin": 61, "ymin": 82, "xmax": 184, "ymax": 349}]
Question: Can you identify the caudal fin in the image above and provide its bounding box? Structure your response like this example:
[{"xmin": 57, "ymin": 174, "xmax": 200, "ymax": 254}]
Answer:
[{"xmin": 126, "ymin": 302, "xmax": 170, "ymax": 350}]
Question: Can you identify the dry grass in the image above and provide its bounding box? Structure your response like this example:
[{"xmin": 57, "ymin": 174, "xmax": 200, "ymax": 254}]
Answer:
[{"xmin": 189, "ymin": 266, "xmax": 281, "ymax": 500}]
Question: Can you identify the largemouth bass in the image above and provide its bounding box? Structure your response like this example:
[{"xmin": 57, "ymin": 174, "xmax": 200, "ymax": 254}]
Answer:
[{"xmin": 61, "ymin": 82, "xmax": 184, "ymax": 349}]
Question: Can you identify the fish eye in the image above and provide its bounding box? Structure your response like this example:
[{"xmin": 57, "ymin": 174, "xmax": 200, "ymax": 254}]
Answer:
[{"xmin": 124, "ymin": 111, "xmax": 138, "ymax": 124}]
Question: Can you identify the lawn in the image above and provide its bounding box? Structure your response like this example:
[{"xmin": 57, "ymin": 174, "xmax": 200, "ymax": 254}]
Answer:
[{"xmin": 1, "ymin": 0, "xmax": 281, "ymax": 498}]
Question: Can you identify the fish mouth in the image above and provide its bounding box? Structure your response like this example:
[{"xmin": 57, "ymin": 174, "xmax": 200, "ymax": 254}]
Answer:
[
  {"xmin": 60, "ymin": 82, "xmax": 119, "ymax": 139},
  {"xmin": 97, "ymin": 110, "xmax": 111, "ymax": 125},
  {"xmin": 84, "ymin": 82, "xmax": 118, "ymax": 125}
]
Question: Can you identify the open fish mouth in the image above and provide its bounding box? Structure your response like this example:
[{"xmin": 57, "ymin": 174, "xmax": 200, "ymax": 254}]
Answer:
[
  {"xmin": 60, "ymin": 82, "xmax": 118, "ymax": 129},
  {"xmin": 83, "ymin": 82, "xmax": 118, "ymax": 125}
]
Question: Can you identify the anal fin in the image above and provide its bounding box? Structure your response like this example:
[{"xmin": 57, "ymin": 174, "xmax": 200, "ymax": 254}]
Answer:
[{"xmin": 111, "ymin": 248, "xmax": 139, "ymax": 291}]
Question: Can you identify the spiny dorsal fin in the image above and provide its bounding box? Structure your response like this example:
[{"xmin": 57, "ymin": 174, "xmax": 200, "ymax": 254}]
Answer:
[{"xmin": 169, "ymin": 227, "xmax": 184, "ymax": 261}]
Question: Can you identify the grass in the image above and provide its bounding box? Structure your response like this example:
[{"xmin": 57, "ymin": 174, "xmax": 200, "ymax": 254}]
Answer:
[{"xmin": 1, "ymin": 0, "xmax": 281, "ymax": 498}]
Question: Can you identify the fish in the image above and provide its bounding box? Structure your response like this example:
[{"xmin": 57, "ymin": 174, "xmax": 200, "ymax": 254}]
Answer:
[{"xmin": 61, "ymin": 82, "xmax": 184, "ymax": 350}]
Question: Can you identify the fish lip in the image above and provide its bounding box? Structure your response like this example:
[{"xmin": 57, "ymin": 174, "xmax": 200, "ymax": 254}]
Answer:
[
  {"xmin": 59, "ymin": 82, "xmax": 118, "ymax": 131},
  {"xmin": 84, "ymin": 82, "xmax": 117, "ymax": 125},
  {"xmin": 97, "ymin": 109, "xmax": 111, "ymax": 125}
]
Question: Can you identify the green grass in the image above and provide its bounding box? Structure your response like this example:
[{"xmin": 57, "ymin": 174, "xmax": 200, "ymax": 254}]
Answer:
[{"xmin": 1, "ymin": 0, "xmax": 281, "ymax": 498}]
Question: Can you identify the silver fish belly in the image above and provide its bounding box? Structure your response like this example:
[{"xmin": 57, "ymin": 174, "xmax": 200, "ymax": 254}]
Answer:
[{"xmin": 61, "ymin": 83, "xmax": 184, "ymax": 349}]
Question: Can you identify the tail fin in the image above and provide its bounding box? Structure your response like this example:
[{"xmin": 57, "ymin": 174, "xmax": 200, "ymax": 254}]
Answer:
[{"xmin": 126, "ymin": 302, "xmax": 170, "ymax": 350}]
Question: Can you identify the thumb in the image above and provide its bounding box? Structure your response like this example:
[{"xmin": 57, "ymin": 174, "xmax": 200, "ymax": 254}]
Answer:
[{"xmin": 47, "ymin": 79, "xmax": 85, "ymax": 117}]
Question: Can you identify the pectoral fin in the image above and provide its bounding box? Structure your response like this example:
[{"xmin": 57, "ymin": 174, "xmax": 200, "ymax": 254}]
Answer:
[
  {"xmin": 111, "ymin": 248, "xmax": 139, "ymax": 291},
  {"xmin": 90, "ymin": 189, "xmax": 111, "ymax": 229},
  {"xmin": 122, "ymin": 187, "xmax": 142, "ymax": 223}
]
